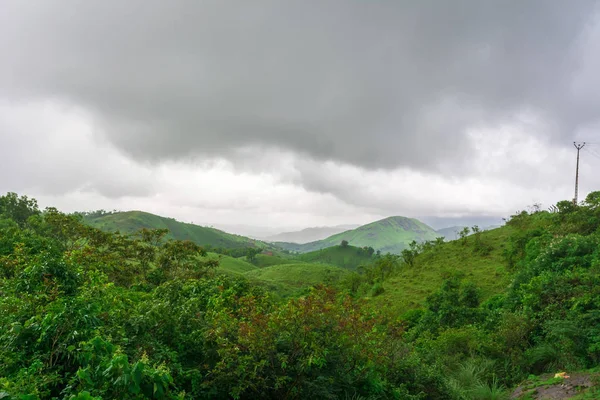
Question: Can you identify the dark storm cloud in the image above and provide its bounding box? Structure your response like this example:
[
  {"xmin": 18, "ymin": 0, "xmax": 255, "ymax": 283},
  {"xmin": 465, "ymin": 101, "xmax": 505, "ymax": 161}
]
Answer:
[{"xmin": 1, "ymin": 0, "xmax": 599, "ymax": 172}]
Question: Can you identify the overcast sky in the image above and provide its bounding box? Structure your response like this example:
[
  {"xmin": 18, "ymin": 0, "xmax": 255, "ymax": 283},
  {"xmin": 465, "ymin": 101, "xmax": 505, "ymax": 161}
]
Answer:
[{"xmin": 2, "ymin": 0, "xmax": 600, "ymax": 233}]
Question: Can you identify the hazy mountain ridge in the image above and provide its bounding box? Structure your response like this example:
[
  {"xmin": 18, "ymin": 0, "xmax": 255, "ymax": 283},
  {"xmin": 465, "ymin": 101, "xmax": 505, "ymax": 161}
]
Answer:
[
  {"xmin": 264, "ymin": 224, "xmax": 360, "ymax": 244},
  {"xmin": 274, "ymin": 216, "xmax": 440, "ymax": 254}
]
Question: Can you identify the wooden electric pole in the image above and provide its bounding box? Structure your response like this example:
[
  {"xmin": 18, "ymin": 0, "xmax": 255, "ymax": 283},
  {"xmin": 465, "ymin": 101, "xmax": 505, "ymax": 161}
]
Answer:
[{"xmin": 573, "ymin": 142, "xmax": 586, "ymax": 205}]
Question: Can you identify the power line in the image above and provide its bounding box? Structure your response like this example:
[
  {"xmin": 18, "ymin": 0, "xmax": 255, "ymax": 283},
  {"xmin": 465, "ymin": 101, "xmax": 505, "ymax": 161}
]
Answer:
[{"xmin": 583, "ymin": 147, "xmax": 600, "ymax": 160}]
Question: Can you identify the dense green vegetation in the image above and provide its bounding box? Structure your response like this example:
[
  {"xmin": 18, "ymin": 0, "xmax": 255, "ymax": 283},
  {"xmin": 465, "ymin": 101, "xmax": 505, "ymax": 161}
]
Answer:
[
  {"xmin": 4, "ymin": 191, "xmax": 600, "ymax": 399},
  {"xmin": 369, "ymin": 226, "xmax": 513, "ymax": 314},
  {"xmin": 274, "ymin": 216, "xmax": 440, "ymax": 254}
]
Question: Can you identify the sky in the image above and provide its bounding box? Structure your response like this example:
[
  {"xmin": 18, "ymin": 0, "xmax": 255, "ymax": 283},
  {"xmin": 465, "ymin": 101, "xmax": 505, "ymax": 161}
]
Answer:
[{"xmin": 2, "ymin": 0, "xmax": 600, "ymax": 234}]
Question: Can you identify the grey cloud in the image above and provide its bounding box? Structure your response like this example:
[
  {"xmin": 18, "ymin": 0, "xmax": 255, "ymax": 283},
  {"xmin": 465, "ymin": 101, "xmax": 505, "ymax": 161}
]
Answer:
[
  {"xmin": 0, "ymin": 103, "xmax": 156, "ymax": 199},
  {"xmin": 1, "ymin": 0, "xmax": 599, "ymax": 174}
]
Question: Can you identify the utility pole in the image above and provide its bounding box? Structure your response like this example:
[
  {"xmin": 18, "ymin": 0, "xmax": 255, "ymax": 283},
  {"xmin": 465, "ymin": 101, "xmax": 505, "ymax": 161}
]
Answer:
[{"xmin": 573, "ymin": 142, "xmax": 586, "ymax": 205}]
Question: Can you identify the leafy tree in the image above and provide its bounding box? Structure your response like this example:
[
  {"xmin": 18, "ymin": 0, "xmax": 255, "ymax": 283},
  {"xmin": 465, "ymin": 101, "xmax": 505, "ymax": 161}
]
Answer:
[
  {"xmin": 340, "ymin": 239, "xmax": 349, "ymax": 248},
  {"xmin": 363, "ymin": 246, "xmax": 375, "ymax": 256},
  {"xmin": 458, "ymin": 227, "xmax": 470, "ymax": 245},
  {"xmin": 401, "ymin": 240, "xmax": 420, "ymax": 267},
  {"xmin": 0, "ymin": 192, "xmax": 40, "ymax": 227},
  {"xmin": 584, "ymin": 190, "xmax": 600, "ymax": 209},
  {"xmin": 245, "ymin": 247, "xmax": 262, "ymax": 263},
  {"xmin": 556, "ymin": 200, "xmax": 576, "ymax": 214}
]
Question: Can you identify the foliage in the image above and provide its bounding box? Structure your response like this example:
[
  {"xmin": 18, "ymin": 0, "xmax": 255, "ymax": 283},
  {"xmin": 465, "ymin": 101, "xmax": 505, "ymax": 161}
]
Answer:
[
  {"xmin": 0, "ymin": 193, "xmax": 454, "ymax": 399},
  {"xmin": 6, "ymin": 191, "xmax": 600, "ymax": 398}
]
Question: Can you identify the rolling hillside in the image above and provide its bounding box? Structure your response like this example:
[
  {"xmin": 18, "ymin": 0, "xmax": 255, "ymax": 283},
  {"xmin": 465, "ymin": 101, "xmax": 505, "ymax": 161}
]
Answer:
[
  {"xmin": 275, "ymin": 216, "xmax": 440, "ymax": 254},
  {"xmin": 367, "ymin": 225, "xmax": 513, "ymax": 315},
  {"xmin": 83, "ymin": 211, "xmax": 265, "ymax": 249},
  {"xmin": 244, "ymin": 263, "xmax": 350, "ymax": 297},
  {"xmin": 206, "ymin": 252, "xmax": 259, "ymax": 275},
  {"xmin": 298, "ymin": 245, "xmax": 374, "ymax": 270}
]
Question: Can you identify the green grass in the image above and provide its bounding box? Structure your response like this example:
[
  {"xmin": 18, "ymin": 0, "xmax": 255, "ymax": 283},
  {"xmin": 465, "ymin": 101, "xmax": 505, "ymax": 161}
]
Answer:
[
  {"xmin": 84, "ymin": 211, "xmax": 266, "ymax": 249},
  {"xmin": 206, "ymin": 252, "xmax": 258, "ymax": 275},
  {"xmin": 275, "ymin": 216, "xmax": 440, "ymax": 254},
  {"xmin": 245, "ymin": 263, "xmax": 350, "ymax": 297},
  {"xmin": 247, "ymin": 254, "xmax": 301, "ymax": 268},
  {"xmin": 298, "ymin": 245, "xmax": 374, "ymax": 270},
  {"xmin": 367, "ymin": 226, "xmax": 513, "ymax": 315}
]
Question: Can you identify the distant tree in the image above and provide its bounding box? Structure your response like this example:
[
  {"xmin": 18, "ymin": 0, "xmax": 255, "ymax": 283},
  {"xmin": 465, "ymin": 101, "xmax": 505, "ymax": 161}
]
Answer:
[
  {"xmin": 459, "ymin": 227, "xmax": 470, "ymax": 245},
  {"xmin": 340, "ymin": 240, "xmax": 349, "ymax": 248},
  {"xmin": 401, "ymin": 240, "xmax": 420, "ymax": 267},
  {"xmin": 527, "ymin": 203, "xmax": 542, "ymax": 213},
  {"xmin": 344, "ymin": 272, "xmax": 363, "ymax": 294},
  {"xmin": 137, "ymin": 228, "xmax": 169, "ymax": 246},
  {"xmin": 374, "ymin": 254, "xmax": 400, "ymax": 280},
  {"xmin": 245, "ymin": 247, "xmax": 262, "ymax": 262},
  {"xmin": 471, "ymin": 225, "xmax": 482, "ymax": 251}
]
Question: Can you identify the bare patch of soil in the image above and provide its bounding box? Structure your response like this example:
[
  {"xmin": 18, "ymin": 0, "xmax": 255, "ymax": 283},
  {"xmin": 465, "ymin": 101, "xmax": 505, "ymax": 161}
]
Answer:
[{"xmin": 512, "ymin": 373, "xmax": 595, "ymax": 399}]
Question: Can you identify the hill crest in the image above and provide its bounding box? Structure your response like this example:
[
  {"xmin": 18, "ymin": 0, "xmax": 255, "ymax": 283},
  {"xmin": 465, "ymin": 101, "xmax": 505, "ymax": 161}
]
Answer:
[
  {"xmin": 264, "ymin": 224, "xmax": 360, "ymax": 244},
  {"xmin": 274, "ymin": 215, "xmax": 439, "ymax": 254},
  {"xmin": 82, "ymin": 210, "xmax": 266, "ymax": 249}
]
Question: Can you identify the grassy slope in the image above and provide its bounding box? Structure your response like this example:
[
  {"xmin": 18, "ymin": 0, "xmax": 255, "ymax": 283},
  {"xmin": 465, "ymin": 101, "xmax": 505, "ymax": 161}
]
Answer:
[
  {"xmin": 245, "ymin": 263, "xmax": 350, "ymax": 297},
  {"xmin": 298, "ymin": 245, "xmax": 374, "ymax": 270},
  {"xmin": 206, "ymin": 252, "xmax": 258, "ymax": 275},
  {"xmin": 275, "ymin": 216, "xmax": 440, "ymax": 254},
  {"xmin": 84, "ymin": 211, "xmax": 264, "ymax": 249},
  {"xmin": 368, "ymin": 226, "xmax": 513, "ymax": 316},
  {"xmin": 244, "ymin": 253, "xmax": 301, "ymax": 268}
]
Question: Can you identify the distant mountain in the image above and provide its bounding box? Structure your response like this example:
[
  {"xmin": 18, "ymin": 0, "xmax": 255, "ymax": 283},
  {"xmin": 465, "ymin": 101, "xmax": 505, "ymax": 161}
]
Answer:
[
  {"xmin": 208, "ymin": 223, "xmax": 284, "ymax": 239},
  {"xmin": 435, "ymin": 226, "xmax": 465, "ymax": 241},
  {"xmin": 274, "ymin": 216, "xmax": 439, "ymax": 254},
  {"xmin": 265, "ymin": 225, "xmax": 359, "ymax": 244},
  {"xmin": 82, "ymin": 211, "xmax": 266, "ymax": 249}
]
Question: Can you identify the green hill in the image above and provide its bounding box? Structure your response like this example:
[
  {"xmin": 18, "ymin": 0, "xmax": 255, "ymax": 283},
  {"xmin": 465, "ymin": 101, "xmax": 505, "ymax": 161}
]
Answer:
[
  {"xmin": 264, "ymin": 224, "xmax": 359, "ymax": 243},
  {"xmin": 246, "ymin": 253, "xmax": 301, "ymax": 268},
  {"xmin": 367, "ymin": 225, "xmax": 513, "ymax": 315},
  {"xmin": 275, "ymin": 216, "xmax": 440, "ymax": 254},
  {"xmin": 83, "ymin": 210, "xmax": 265, "ymax": 249},
  {"xmin": 298, "ymin": 245, "xmax": 374, "ymax": 270},
  {"xmin": 245, "ymin": 263, "xmax": 350, "ymax": 297},
  {"xmin": 206, "ymin": 252, "xmax": 258, "ymax": 275}
]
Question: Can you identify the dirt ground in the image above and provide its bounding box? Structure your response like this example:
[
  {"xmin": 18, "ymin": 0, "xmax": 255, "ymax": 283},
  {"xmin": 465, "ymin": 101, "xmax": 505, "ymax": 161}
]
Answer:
[{"xmin": 511, "ymin": 373, "xmax": 595, "ymax": 399}]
